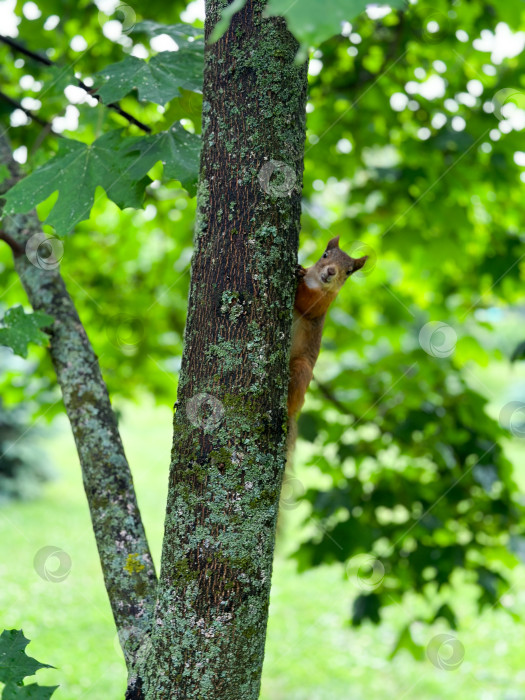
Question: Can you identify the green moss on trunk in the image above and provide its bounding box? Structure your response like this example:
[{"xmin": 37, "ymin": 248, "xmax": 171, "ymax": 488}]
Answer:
[
  {"xmin": 140, "ymin": 1, "xmax": 308, "ymax": 697},
  {"xmin": 0, "ymin": 134, "xmax": 158, "ymax": 683}
]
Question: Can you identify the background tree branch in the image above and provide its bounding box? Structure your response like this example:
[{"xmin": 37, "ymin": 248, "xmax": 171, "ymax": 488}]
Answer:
[{"xmin": 0, "ymin": 132, "xmax": 157, "ymax": 671}]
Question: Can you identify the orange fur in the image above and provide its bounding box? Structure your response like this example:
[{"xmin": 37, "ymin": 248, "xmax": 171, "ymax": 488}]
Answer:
[
  {"xmin": 287, "ymin": 238, "xmax": 367, "ymax": 433},
  {"xmin": 293, "ymin": 284, "xmax": 336, "ymax": 320}
]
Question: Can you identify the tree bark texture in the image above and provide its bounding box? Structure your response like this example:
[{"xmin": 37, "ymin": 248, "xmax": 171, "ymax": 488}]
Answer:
[
  {"xmin": 0, "ymin": 133, "xmax": 158, "ymax": 672},
  {"xmin": 138, "ymin": 1, "xmax": 308, "ymax": 698}
]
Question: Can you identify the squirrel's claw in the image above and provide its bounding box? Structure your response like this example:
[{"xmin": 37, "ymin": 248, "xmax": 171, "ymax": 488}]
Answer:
[{"xmin": 295, "ymin": 265, "xmax": 307, "ymax": 279}]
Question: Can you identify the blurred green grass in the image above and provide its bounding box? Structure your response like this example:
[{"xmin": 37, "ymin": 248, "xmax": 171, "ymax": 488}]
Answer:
[{"xmin": 1, "ymin": 396, "xmax": 524, "ymax": 699}]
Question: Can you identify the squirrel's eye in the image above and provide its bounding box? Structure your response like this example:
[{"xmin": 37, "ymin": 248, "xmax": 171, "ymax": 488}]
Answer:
[
  {"xmin": 346, "ymin": 270, "xmax": 351, "ymax": 275},
  {"xmin": 322, "ymin": 253, "xmax": 328, "ymax": 259}
]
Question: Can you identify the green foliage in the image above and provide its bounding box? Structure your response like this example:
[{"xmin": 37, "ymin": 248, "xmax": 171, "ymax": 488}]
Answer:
[
  {"xmin": 0, "ymin": 0, "xmax": 524, "ymax": 662},
  {"xmin": 210, "ymin": 0, "xmax": 406, "ymax": 52},
  {"xmin": 295, "ymin": 354, "xmax": 525, "ymax": 625},
  {"xmin": 0, "ymin": 630, "xmax": 50, "ymax": 684},
  {"xmin": 131, "ymin": 20, "xmax": 203, "ymax": 42},
  {"xmin": 93, "ymin": 48, "xmax": 203, "ymax": 106},
  {"xmin": 3, "ymin": 130, "xmax": 199, "ymax": 233},
  {"xmin": 266, "ymin": 0, "xmax": 406, "ymax": 56},
  {"xmin": 388, "ymin": 623, "xmax": 426, "ymax": 661},
  {"xmin": 123, "ymin": 124, "xmax": 201, "ymax": 196},
  {"xmin": 284, "ymin": 0, "xmax": 525, "ymax": 639},
  {"xmin": 2, "ymin": 133, "xmax": 149, "ymax": 235},
  {"xmin": 2, "ymin": 685, "xmax": 56, "ymax": 699},
  {"xmin": 0, "ymin": 629, "xmax": 57, "ymax": 699},
  {"xmin": 0, "ymin": 307, "xmax": 52, "ymax": 359}
]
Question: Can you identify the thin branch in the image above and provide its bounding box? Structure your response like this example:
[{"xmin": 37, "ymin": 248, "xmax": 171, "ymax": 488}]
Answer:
[
  {"xmin": 0, "ymin": 89, "xmax": 54, "ymax": 130},
  {"xmin": 92, "ymin": 96, "xmax": 152, "ymax": 134},
  {"xmin": 0, "ymin": 34, "xmax": 52, "ymax": 65},
  {"xmin": 0, "ymin": 34, "xmax": 151, "ymax": 133},
  {"xmin": 313, "ymin": 376, "xmax": 354, "ymax": 415},
  {"xmin": 0, "ymin": 131, "xmax": 157, "ymax": 670},
  {"xmin": 0, "ymin": 229, "xmax": 25, "ymax": 256}
]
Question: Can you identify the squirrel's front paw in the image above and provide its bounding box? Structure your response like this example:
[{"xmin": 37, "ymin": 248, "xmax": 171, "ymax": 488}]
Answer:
[{"xmin": 295, "ymin": 265, "xmax": 307, "ymax": 279}]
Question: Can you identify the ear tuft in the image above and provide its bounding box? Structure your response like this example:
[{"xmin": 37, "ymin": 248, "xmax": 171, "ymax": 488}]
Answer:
[{"xmin": 326, "ymin": 236, "xmax": 340, "ymax": 251}]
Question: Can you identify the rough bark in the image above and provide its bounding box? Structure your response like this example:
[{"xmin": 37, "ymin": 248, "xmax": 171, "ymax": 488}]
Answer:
[
  {"xmin": 0, "ymin": 133, "xmax": 157, "ymax": 672},
  {"xmin": 138, "ymin": 1, "xmax": 308, "ymax": 697}
]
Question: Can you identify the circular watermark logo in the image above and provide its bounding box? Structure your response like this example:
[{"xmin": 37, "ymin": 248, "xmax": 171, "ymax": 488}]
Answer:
[
  {"xmin": 186, "ymin": 393, "xmax": 225, "ymax": 431},
  {"xmin": 345, "ymin": 553, "xmax": 385, "ymax": 591},
  {"xmin": 347, "ymin": 241, "xmax": 377, "ymax": 277},
  {"xmin": 34, "ymin": 546, "xmax": 72, "ymax": 582},
  {"xmin": 98, "ymin": 3, "xmax": 136, "ymax": 34},
  {"xmin": 26, "ymin": 232, "xmax": 64, "ymax": 270},
  {"xmin": 499, "ymin": 401, "xmax": 525, "ymax": 438},
  {"xmin": 279, "ymin": 473, "xmax": 305, "ymax": 510},
  {"xmin": 106, "ymin": 314, "xmax": 145, "ymax": 351},
  {"xmin": 178, "ymin": 89, "xmax": 202, "ymax": 119},
  {"xmin": 258, "ymin": 160, "xmax": 296, "ymax": 197},
  {"xmin": 419, "ymin": 321, "xmax": 457, "ymax": 358},
  {"xmin": 420, "ymin": 7, "xmax": 451, "ymax": 43},
  {"xmin": 492, "ymin": 88, "xmax": 525, "ymax": 121},
  {"xmin": 427, "ymin": 633, "xmax": 465, "ymax": 670}
]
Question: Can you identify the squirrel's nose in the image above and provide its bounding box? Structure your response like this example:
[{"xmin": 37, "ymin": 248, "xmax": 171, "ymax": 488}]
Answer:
[{"xmin": 326, "ymin": 266, "xmax": 336, "ymax": 277}]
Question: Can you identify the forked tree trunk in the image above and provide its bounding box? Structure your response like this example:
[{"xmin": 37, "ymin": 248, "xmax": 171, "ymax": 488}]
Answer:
[{"xmin": 134, "ymin": 1, "xmax": 308, "ymax": 697}]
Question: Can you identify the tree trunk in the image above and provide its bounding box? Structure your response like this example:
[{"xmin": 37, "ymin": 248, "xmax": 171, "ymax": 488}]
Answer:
[{"xmin": 135, "ymin": 1, "xmax": 308, "ymax": 697}]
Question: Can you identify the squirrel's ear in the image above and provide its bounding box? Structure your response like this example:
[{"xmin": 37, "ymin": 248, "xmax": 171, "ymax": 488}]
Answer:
[
  {"xmin": 352, "ymin": 255, "xmax": 368, "ymax": 272},
  {"xmin": 326, "ymin": 236, "xmax": 340, "ymax": 251}
]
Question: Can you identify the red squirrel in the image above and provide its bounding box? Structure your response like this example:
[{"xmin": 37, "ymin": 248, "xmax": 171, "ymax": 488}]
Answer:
[{"xmin": 287, "ymin": 236, "xmax": 368, "ymax": 451}]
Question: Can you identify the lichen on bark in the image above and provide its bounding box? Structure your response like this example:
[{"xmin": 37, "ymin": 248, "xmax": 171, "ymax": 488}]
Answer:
[
  {"xmin": 140, "ymin": 1, "xmax": 308, "ymax": 697},
  {"xmin": 0, "ymin": 134, "xmax": 158, "ymax": 680}
]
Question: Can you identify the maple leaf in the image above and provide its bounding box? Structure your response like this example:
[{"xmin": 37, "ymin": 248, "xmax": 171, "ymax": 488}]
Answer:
[
  {"xmin": 2, "ymin": 132, "xmax": 150, "ymax": 235},
  {"xmin": 0, "ymin": 307, "xmax": 53, "ymax": 359}
]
